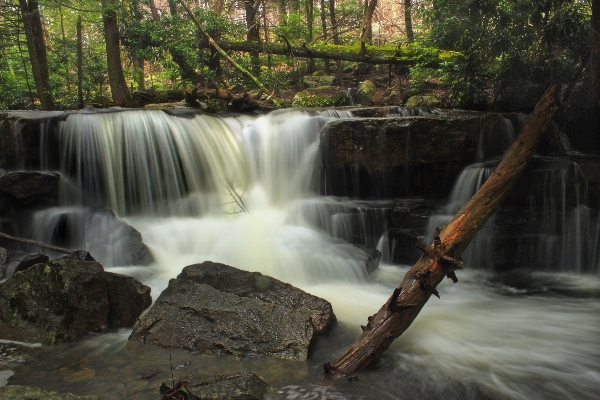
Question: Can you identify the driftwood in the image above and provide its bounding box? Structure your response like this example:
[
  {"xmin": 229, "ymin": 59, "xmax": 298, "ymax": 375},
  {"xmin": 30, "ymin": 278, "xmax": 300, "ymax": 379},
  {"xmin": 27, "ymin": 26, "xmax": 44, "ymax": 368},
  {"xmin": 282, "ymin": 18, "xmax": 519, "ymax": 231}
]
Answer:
[
  {"xmin": 326, "ymin": 83, "xmax": 560, "ymax": 377},
  {"xmin": 0, "ymin": 232, "xmax": 71, "ymax": 255}
]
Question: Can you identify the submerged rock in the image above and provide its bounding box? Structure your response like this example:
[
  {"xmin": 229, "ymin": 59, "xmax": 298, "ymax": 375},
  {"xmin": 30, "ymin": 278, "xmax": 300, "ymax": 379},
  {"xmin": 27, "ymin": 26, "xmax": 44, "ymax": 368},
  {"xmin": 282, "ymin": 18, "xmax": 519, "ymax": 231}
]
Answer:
[
  {"xmin": 160, "ymin": 372, "xmax": 269, "ymax": 400},
  {"xmin": 84, "ymin": 208, "xmax": 154, "ymax": 266},
  {"xmin": 0, "ymin": 257, "xmax": 152, "ymax": 345},
  {"xmin": 130, "ymin": 262, "xmax": 336, "ymax": 360},
  {"xmin": 0, "ymin": 385, "xmax": 99, "ymax": 399}
]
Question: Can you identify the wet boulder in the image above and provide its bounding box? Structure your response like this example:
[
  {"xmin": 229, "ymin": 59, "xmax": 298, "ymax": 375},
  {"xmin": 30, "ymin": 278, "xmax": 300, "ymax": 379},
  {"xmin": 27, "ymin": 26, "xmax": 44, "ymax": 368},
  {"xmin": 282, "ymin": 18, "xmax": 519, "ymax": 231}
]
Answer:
[
  {"xmin": 0, "ymin": 256, "xmax": 152, "ymax": 345},
  {"xmin": 160, "ymin": 372, "xmax": 269, "ymax": 400},
  {"xmin": 0, "ymin": 385, "xmax": 99, "ymax": 399},
  {"xmin": 130, "ymin": 262, "xmax": 336, "ymax": 360}
]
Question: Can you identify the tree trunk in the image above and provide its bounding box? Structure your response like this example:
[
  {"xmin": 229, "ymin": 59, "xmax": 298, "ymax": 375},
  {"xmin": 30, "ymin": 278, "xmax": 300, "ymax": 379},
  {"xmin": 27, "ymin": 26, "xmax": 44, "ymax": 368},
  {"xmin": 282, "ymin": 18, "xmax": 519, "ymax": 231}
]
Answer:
[
  {"xmin": 245, "ymin": 0, "xmax": 261, "ymax": 76},
  {"xmin": 404, "ymin": 0, "xmax": 414, "ymax": 43},
  {"xmin": 180, "ymin": 1, "xmax": 283, "ymax": 107},
  {"xmin": 361, "ymin": 0, "xmax": 377, "ymax": 45},
  {"xmin": 320, "ymin": 0, "xmax": 330, "ymax": 74},
  {"xmin": 306, "ymin": 0, "xmax": 315, "ymax": 73},
  {"xmin": 327, "ymin": 83, "xmax": 559, "ymax": 377},
  {"xmin": 101, "ymin": 0, "xmax": 130, "ymax": 106},
  {"xmin": 18, "ymin": 0, "xmax": 54, "ymax": 110},
  {"xmin": 329, "ymin": 0, "xmax": 343, "ymax": 85},
  {"xmin": 77, "ymin": 16, "xmax": 84, "ymax": 109}
]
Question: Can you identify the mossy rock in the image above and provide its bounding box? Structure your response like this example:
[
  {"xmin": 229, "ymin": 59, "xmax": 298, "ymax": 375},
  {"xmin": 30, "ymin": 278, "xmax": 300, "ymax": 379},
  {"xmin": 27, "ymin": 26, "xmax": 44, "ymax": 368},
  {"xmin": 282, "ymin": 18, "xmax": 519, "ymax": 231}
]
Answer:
[
  {"xmin": 358, "ymin": 80, "xmax": 377, "ymax": 98},
  {"xmin": 292, "ymin": 87, "xmax": 349, "ymax": 108},
  {"xmin": 405, "ymin": 95, "xmax": 442, "ymax": 108},
  {"xmin": 0, "ymin": 256, "xmax": 151, "ymax": 345}
]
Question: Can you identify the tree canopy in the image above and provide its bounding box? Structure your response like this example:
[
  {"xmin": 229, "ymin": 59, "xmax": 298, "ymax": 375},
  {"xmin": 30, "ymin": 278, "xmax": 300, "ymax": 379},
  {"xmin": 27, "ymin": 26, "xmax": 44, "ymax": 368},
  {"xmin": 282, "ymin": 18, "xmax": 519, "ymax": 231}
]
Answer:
[{"xmin": 0, "ymin": 0, "xmax": 594, "ymax": 110}]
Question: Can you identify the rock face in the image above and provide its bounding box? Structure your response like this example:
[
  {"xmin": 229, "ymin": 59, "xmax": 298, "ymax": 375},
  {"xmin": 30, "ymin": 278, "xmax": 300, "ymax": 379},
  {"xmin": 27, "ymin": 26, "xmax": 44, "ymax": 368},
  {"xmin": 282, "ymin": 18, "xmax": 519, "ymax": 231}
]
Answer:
[
  {"xmin": 292, "ymin": 87, "xmax": 350, "ymax": 107},
  {"xmin": 0, "ymin": 386, "xmax": 99, "ymax": 400},
  {"xmin": 130, "ymin": 262, "xmax": 336, "ymax": 360},
  {"xmin": 0, "ymin": 171, "xmax": 60, "ymax": 206},
  {"xmin": 0, "ymin": 256, "xmax": 152, "ymax": 345},
  {"xmin": 161, "ymin": 372, "xmax": 269, "ymax": 400},
  {"xmin": 318, "ymin": 114, "xmax": 500, "ymax": 197}
]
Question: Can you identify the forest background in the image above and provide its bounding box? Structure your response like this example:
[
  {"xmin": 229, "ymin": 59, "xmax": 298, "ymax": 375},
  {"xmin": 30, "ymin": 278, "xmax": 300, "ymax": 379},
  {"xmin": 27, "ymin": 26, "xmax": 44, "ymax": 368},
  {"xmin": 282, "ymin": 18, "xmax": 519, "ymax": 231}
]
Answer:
[{"xmin": 0, "ymin": 0, "xmax": 597, "ymax": 118}]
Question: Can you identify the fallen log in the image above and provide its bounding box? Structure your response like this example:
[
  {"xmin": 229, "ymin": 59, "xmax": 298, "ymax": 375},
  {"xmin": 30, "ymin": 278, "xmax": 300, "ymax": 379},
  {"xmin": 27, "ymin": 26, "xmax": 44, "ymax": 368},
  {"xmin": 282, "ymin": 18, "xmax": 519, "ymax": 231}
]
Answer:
[
  {"xmin": 0, "ymin": 232, "xmax": 71, "ymax": 255},
  {"xmin": 326, "ymin": 83, "xmax": 559, "ymax": 377},
  {"xmin": 216, "ymin": 41, "xmax": 453, "ymax": 68}
]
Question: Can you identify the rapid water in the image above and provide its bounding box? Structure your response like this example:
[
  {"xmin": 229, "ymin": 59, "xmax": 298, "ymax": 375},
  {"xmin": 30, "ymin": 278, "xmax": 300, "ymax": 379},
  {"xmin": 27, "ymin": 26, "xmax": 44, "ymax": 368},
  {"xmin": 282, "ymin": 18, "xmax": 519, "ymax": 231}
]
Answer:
[{"xmin": 4, "ymin": 109, "xmax": 600, "ymax": 399}]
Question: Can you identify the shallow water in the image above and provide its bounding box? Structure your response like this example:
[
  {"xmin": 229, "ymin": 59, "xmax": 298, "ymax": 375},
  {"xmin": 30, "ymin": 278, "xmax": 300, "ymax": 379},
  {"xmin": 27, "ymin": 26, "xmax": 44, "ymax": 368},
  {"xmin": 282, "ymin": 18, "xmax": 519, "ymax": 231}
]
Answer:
[{"xmin": 6, "ymin": 264, "xmax": 600, "ymax": 400}]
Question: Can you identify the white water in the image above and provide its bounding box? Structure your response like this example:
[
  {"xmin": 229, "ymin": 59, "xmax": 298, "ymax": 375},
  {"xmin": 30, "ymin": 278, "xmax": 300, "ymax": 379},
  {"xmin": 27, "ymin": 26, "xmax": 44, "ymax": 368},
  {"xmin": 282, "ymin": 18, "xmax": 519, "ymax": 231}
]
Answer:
[{"xmin": 8, "ymin": 109, "xmax": 599, "ymax": 399}]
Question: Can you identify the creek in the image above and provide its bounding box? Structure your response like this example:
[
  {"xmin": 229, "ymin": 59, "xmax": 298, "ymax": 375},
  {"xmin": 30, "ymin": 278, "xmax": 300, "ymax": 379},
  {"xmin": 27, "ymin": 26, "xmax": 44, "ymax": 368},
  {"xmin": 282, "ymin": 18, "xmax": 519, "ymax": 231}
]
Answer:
[{"xmin": 1, "ymin": 108, "xmax": 599, "ymax": 399}]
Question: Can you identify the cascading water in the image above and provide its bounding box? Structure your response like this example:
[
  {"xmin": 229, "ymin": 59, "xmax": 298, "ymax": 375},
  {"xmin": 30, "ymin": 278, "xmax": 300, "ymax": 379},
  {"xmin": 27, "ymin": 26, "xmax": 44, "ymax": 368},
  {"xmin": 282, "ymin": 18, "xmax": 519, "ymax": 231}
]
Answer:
[
  {"xmin": 425, "ymin": 162, "xmax": 498, "ymax": 269},
  {"xmin": 3, "ymin": 109, "xmax": 599, "ymax": 400}
]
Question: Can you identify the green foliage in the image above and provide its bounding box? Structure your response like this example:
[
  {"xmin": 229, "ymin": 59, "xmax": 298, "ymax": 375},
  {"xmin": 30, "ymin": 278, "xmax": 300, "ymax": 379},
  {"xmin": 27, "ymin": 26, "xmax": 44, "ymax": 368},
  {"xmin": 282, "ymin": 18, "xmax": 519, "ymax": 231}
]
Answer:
[{"xmin": 421, "ymin": 0, "xmax": 591, "ymax": 109}]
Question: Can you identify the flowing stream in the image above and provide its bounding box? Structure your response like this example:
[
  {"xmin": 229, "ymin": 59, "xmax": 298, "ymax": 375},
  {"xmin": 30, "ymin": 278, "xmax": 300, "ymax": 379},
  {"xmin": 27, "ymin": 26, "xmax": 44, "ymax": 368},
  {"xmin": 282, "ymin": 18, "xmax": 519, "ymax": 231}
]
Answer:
[{"xmin": 3, "ymin": 109, "xmax": 599, "ymax": 399}]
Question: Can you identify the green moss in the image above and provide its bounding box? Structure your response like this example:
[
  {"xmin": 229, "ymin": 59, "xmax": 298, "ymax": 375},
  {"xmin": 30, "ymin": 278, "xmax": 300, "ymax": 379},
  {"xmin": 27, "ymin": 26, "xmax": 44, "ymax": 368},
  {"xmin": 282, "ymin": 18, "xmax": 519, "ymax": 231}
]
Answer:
[{"xmin": 9, "ymin": 293, "xmax": 37, "ymax": 323}]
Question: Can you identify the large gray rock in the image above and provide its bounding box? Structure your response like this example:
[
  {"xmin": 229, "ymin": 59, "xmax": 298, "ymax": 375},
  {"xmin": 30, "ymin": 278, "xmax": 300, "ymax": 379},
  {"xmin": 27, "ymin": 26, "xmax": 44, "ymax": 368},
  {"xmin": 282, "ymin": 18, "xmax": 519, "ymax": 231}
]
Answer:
[
  {"xmin": 160, "ymin": 372, "xmax": 269, "ymax": 400},
  {"xmin": 0, "ymin": 385, "xmax": 99, "ymax": 400},
  {"xmin": 177, "ymin": 262, "xmax": 335, "ymax": 334},
  {"xmin": 0, "ymin": 257, "xmax": 152, "ymax": 345},
  {"xmin": 130, "ymin": 262, "xmax": 336, "ymax": 360}
]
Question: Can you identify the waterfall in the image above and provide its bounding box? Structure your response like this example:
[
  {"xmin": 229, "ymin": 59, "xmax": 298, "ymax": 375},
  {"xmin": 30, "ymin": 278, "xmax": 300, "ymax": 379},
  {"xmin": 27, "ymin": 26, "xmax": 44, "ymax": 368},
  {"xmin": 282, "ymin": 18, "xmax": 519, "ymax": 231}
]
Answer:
[{"xmin": 426, "ymin": 162, "xmax": 498, "ymax": 269}]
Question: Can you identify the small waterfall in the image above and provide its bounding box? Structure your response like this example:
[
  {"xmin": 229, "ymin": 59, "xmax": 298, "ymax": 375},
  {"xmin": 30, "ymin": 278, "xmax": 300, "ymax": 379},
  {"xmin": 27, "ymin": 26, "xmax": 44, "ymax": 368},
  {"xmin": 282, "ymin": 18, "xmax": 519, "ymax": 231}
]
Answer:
[
  {"xmin": 426, "ymin": 162, "xmax": 497, "ymax": 269},
  {"xmin": 527, "ymin": 162, "xmax": 599, "ymax": 274}
]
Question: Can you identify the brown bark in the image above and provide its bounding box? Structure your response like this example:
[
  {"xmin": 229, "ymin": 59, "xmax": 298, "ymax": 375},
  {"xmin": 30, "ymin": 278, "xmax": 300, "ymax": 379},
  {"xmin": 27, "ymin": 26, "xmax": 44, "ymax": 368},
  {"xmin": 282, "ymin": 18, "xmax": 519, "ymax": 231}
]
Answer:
[
  {"xmin": 18, "ymin": 0, "xmax": 54, "ymax": 110},
  {"xmin": 327, "ymin": 83, "xmax": 559, "ymax": 377},
  {"xmin": 404, "ymin": 0, "xmax": 414, "ymax": 43},
  {"xmin": 361, "ymin": 0, "xmax": 377, "ymax": 45},
  {"xmin": 102, "ymin": 0, "xmax": 130, "ymax": 106}
]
